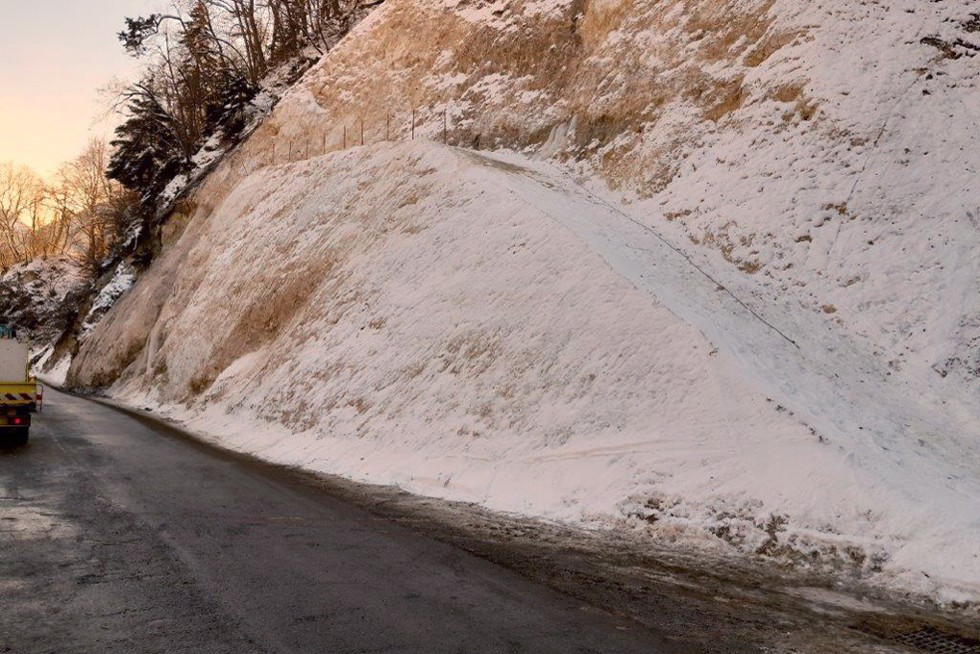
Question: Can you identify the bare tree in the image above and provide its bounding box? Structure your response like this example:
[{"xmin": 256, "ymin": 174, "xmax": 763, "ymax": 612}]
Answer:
[
  {"xmin": 0, "ymin": 163, "xmax": 47, "ymax": 268},
  {"xmin": 109, "ymin": 0, "xmax": 368, "ymax": 201},
  {"xmin": 42, "ymin": 175, "xmax": 78, "ymax": 258},
  {"xmin": 57, "ymin": 140, "xmax": 129, "ymax": 272}
]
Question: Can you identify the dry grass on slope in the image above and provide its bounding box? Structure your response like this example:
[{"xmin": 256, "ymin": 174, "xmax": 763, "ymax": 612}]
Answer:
[{"xmin": 203, "ymin": 0, "xmax": 811, "ymax": 201}]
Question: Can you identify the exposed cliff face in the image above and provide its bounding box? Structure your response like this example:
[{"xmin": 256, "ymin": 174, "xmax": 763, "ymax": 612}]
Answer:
[
  {"xmin": 251, "ymin": 0, "xmax": 800, "ymax": 191},
  {"xmin": 69, "ymin": 0, "xmax": 980, "ymax": 605},
  {"xmin": 0, "ymin": 258, "xmax": 87, "ymax": 345}
]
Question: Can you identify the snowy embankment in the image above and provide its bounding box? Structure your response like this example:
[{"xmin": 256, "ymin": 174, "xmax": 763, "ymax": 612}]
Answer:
[
  {"xmin": 64, "ymin": 0, "xmax": 980, "ymax": 610},
  {"xmin": 69, "ymin": 141, "xmax": 980, "ymax": 605}
]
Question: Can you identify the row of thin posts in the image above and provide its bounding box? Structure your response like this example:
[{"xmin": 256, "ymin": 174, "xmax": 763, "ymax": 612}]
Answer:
[{"xmin": 268, "ymin": 108, "xmax": 452, "ymax": 167}]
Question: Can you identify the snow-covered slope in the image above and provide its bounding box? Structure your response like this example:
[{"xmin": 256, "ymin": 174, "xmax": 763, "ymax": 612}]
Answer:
[
  {"xmin": 69, "ymin": 0, "xmax": 980, "ymax": 606},
  {"xmin": 167, "ymin": 0, "xmax": 980, "ymax": 400},
  {"xmin": 71, "ymin": 141, "xmax": 979, "ymax": 604}
]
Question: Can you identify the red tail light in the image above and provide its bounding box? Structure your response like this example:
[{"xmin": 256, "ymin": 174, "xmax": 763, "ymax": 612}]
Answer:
[{"xmin": 12, "ymin": 418, "xmax": 21, "ymax": 425}]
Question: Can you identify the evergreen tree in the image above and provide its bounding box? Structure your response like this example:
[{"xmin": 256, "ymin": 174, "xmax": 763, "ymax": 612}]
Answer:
[
  {"xmin": 205, "ymin": 74, "xmax": 259, "ymax": 142},
  {"xmin": 106, "ymin": 84, "xmax": 184, "ymax": 201}
]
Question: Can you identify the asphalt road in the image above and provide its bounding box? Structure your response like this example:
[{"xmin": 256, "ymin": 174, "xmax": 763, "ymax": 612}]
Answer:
[{"xmin": 0, "ymin": 389, "xmax": 693, "ymax": 654}]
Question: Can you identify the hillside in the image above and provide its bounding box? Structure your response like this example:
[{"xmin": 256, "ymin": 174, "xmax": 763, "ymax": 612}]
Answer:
[
  {"xmin": 115, "ymin": 0, "xmax": 980, "ymax": 396},
  {"xmin": 66, "ymin": 0, "xmax": 980, "ymax": 607},
  {"xmin": 0, "ymin": 258, "xmax": 87, "ymax": 345}
]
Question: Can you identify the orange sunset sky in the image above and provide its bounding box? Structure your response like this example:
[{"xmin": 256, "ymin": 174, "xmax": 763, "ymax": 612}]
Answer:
[{"xmin": 0, "ymin": 0, "xmax": 158, "ymax": 179}]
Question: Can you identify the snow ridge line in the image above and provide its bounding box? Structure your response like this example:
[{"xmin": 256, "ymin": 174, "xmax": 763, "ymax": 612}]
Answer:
[{"xmin": 559, "ymin": 173, "xmax": 802, "ymax": 351}]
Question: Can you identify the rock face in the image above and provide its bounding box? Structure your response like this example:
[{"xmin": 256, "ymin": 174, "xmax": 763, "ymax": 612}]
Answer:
[
  {"xmin": 69, "ymin": 0, "xmax": 980, "ymax": 604},
  {"xmin": 0, "ymin": 258, "xmax": 87, "ymax": 344}
]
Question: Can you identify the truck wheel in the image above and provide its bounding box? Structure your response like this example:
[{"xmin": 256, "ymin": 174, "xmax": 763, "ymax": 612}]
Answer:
[{"xmin": 11, "ymin": 428, "xmax": 28, "ymax": 447}]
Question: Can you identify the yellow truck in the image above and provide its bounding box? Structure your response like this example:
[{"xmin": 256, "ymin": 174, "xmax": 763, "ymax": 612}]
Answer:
[{"xmin": 0, "ymin": 339, "xmax": 42, "ymax": 446}]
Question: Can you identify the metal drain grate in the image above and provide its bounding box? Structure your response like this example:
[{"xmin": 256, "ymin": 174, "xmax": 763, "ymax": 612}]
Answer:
[{"xmin": 897, "ymin": 627, "xmax": 980, "ymax": 654}]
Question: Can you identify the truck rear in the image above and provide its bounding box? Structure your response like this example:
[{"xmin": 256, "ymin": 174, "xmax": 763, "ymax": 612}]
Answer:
[{"xmin": 0, "ymin": 339, "xmax": 41, "ymax": 446}]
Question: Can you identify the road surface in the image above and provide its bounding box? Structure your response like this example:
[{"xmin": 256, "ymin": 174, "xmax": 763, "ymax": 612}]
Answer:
[{"xmin": 0, "ymin": 389, "xmax": 693, "ymax": 654}]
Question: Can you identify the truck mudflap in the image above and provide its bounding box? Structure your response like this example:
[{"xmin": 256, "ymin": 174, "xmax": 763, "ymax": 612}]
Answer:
[{"xmin": 0, "ymin": 425, "xmax": 29, "ymax": 446}]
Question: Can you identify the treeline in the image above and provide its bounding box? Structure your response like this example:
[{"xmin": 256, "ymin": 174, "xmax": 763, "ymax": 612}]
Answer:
[
  {"xmin": 109, "ymin": 0, "xmax": 367, "ymax": 202},
  {"xmin": 0, "ymin": 141, "xmax": 136, "ymax": 274},
  {"xmin": 2, "ymin": 0, "xmax": 370, "ymax": 277}
]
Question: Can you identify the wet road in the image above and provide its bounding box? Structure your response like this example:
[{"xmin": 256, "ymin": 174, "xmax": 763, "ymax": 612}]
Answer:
[{"xmin": 0, "ymin": 389, "xmax": 691, "ymax": 654}]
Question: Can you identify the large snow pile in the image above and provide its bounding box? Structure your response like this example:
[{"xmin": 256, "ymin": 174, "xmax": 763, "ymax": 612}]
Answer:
[{"xmin": 69, "ymin": 0, "xmax": 980, "ymax": 606}]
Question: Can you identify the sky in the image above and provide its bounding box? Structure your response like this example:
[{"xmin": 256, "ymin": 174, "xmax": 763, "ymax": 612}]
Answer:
[{"xmin": 0, "ymin": 0, "xmax": 160, "ymax": 179}]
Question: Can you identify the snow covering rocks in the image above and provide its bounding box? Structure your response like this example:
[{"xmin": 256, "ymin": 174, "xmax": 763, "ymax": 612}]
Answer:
[
  {"xmin": 0, "ymin": 257, "xmax": 87, "ymax": 342},
  {"xmin": 34, "ymin": 346, "xmax": 72, "ymax": 387},
  {"xmin": 81, "ymin": 262, "xmax": 136, "ymax": 337},
  {"xmin": 68, "ymin": 0, "xmax": 980, "ymax": 609}
]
